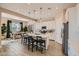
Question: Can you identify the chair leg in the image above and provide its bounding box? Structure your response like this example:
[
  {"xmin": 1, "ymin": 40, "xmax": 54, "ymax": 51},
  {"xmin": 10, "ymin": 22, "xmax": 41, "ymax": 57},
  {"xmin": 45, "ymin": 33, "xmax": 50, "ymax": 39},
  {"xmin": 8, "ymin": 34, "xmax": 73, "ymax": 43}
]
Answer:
[
  {"xmin": 28, "ymin": 44, "xmax": 29, "ymax": 50},
  {"xmin": 41, "ymin": 48, "xmax": 43, "ymax": 53},
  {"xmin": 28, "ymin": 41, "xmax": 30, "ymax": 50},
  {"xmin": 36, "ymin": 46, "xmax": 38, "ymax": 51},
  {"xmin": 39, "ymin": 42, "xmax": 43, "ymax": 53},
  {"xmin": 40, "ymin": 42, "xmax": 46, "ymax": 54},
  {"xmin": 36, "ymin": 42, "xmax": 38, "ymax": 51},
  {"xmin": 32, "ymin": 42, "xmax": 33, "ymax": 52}
]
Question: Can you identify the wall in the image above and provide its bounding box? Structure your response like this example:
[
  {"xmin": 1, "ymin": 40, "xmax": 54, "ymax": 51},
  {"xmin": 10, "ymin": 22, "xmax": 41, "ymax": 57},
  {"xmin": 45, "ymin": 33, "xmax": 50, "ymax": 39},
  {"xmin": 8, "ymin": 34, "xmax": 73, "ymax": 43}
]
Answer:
[
  {"xmin": 0, "ymin": 11, "xmax": 1, "ymax": 41},
  {"xmin": 33, "ymin": 14, "xmax": 63, "ymax": 44},
  {"xmin": 55, "ymin": 15, "xmax": 63, "ymax": 44},
  {"xmin": 1, "ymin": 17, "xmax": 26, "ymax": 38},
  {"xmin": 1, "ymin": 17, "xmax": 7, "ymax": 25},
  {"xmin": 33, "ymin": 21, "xmax": 55, "ymax": 33},
  {"xmin": 68, "ymin": 4, "xmax": 79, "ymax": 56},
  {"xmin": 1, "ymin": 17, "xmax": 36, "ymax": 33},
  {"xmin": 32, "ymin": 21, "xmax": 56, "ymax": 40}
]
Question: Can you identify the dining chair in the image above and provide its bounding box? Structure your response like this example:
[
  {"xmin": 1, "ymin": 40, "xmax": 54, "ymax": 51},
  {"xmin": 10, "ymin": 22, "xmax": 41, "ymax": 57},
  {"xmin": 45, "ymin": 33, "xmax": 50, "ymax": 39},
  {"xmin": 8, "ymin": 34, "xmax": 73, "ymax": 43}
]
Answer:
[
  {"xmin": 36, "ymin": 36, "xmax": 46, "ymax": 53},
  {"xmin": 27, "ymin": 36, "xmax": 40, "ymax": 52}
]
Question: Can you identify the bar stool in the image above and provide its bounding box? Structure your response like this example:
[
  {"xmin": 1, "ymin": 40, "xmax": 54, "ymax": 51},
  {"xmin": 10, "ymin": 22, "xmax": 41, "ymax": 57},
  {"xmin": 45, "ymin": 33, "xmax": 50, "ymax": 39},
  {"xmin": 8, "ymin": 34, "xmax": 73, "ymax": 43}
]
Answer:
[
  {"xmin": 36, "ymin": 36, "xmax": 46, "ymax": 53},
  {"xmin": 27, "ymin": 36, "xmax": 37, "ymax": 52}
]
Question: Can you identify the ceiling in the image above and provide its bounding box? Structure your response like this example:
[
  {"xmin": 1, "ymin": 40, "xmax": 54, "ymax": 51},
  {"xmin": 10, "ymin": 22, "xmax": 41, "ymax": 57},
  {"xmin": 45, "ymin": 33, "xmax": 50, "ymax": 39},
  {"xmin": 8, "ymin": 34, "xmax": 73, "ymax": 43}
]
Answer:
[
  {"xmin": 0, "ymin": 3, "xmax": 76, "ymax": 21},
  {"xmin": 2, "ymin": 13, "xmax": 29, "ymax": 22}
]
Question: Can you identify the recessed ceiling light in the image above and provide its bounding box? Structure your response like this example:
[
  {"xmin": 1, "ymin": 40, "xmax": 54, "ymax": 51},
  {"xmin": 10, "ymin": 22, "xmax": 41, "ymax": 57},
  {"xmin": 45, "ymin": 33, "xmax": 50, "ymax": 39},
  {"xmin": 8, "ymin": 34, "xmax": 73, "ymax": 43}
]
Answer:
[
  {"xmin": 40, "ymin": 7, "xmax": 42, "ymax": 10},
  {"xmin": 48, "ymin": 8, "xmax": 51, "ymax": 10},
  {"xmin": 34, "ymin": 10, "xmax": 38, "ymax": 14},
  {"xmin": 27, "ymin": 3, "xmax": 31, "ymax": 5},
  {"xmin": 56, "ymin": 7, "xmax": 58, "ymax": 9},
  {"xmin": 35, "ymin": 11, "xmax": 38, "ymax": 14},
  {"xmin": 28, "ymin": 12, "xmax": 31, "ymax": 14},
  {"xmin": 33, "ymin": 10, "xmax": 36, "ymax": 12}
]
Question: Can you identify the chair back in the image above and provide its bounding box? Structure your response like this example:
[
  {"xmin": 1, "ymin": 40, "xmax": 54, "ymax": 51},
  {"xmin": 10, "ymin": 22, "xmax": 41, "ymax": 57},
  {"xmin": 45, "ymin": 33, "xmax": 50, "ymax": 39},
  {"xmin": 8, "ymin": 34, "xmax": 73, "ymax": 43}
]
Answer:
[
  {"xmin": 36, "ymin": 36, "xmax": 42, "ymax": 40},
  {"xmin": 28, "ymin": 36, "xmax": 33, "ymax": 42}
]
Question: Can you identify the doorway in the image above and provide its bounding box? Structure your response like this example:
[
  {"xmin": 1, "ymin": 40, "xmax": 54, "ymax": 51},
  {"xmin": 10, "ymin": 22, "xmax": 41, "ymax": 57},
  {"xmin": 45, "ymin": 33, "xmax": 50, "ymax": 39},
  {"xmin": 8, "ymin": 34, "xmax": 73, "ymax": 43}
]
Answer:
[{"xmin": 62, "ymin": 22, "xmax": 69, "ymax": 56}]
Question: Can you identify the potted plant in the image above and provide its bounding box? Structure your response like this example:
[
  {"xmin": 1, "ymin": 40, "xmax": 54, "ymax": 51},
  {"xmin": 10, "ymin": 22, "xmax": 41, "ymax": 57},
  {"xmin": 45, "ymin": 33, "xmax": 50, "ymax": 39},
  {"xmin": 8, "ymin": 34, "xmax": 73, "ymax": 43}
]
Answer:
[
  {"xmin": 1, "ymin": 24, "xmax": 7, "ymax": 36},
  {"xmin": 23, "ymin": 26, "xmax": 27, "ymax": 32}
]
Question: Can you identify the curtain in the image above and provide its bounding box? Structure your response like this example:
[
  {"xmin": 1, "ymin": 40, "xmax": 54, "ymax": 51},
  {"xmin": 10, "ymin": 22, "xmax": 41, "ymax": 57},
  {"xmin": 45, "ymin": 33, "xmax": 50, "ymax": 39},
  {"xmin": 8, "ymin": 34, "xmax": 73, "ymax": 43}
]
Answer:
[
  {"xmin": 6, "ymin": 20, "xmax": 12, "ymax": 38},
  {"xmin": 20, "ymin": 22, "xmax": 23, "ymax": 32}
]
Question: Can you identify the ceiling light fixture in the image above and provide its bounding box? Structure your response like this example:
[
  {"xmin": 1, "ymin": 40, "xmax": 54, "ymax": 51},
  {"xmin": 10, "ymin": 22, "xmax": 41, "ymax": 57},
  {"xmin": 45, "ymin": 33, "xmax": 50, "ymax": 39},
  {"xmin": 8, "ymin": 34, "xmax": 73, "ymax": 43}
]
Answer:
[
  {"xmin": 48, "ymin": 8, "xmax": 51, "ymax": 10},
  {"xmin": 40, "ymin": 7, "xmax": 42, "ymax": 10},
  {"xmin": 56, "ymin": 7, "xmax": 58, "ymax": 9},
  {"xmin": 33, "ymin": 10, "xmax": 38, "ymax": 14},
  {"xmin": 33, "ymin": 10, "xmax": 36, "ymax": 12},
  {"xmin": 27, "ymin": 3, "xmax": 31, "ymax": 5},
  {"xmin": 39, "ymin": 7, "xmax": 42, "ymax": 20},
  {"xmin": 28, "ymin": 11, "xmax": 31, "ymax": 14}
]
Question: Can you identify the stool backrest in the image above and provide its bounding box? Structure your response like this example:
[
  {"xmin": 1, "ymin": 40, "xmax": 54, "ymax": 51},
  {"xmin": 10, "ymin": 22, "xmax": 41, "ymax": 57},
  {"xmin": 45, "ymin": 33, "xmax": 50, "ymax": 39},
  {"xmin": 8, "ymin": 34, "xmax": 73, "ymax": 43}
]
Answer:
[
  {"xmin": 36, "ymin": 36, "xmax": 42, "ymax": 40},
  {"xmin": 28, "ymin": 36, "xmax": 33, "ymax": 42}
]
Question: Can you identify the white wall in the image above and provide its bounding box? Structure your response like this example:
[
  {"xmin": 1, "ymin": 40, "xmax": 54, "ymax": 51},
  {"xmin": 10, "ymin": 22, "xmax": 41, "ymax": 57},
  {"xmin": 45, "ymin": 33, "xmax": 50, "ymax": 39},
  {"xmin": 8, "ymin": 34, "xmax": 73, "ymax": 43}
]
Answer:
[
  {"xmin": 33, "ymin": 14, "xmax": 63, "ymax": 44},
  {"xmin": 55, "ymin": 16, "xmax": 63, "ymax": 44},
  {"xmin": 1, "ymin": 17, "xmax": 7, "ymax": 25},
  {"xmin": 68, "ymin": 4, "xmax": 79, "ymax": 56},
  {"xmin": 32, "ymin": 21, "xmax": 55, "ymax": 40},
  {"xmin": 33, "ymin": 21, "xmax": 55, "ymax": 33}
]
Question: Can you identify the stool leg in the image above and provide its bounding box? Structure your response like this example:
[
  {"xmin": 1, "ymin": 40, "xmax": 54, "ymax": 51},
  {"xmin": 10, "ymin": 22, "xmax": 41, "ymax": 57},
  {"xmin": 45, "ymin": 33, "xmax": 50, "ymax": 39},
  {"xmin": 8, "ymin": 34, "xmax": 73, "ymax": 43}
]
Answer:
[
  {"xmin": 32, "ymin": 42, "xmax": 34, "ymax": 52},
  {"xmin": 36, "ymin": 42, "xmax": 38, "ymax": 51},
  {"xmin": 28, "ymin": 40, "xmax": 30, "ymax": 50}
]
